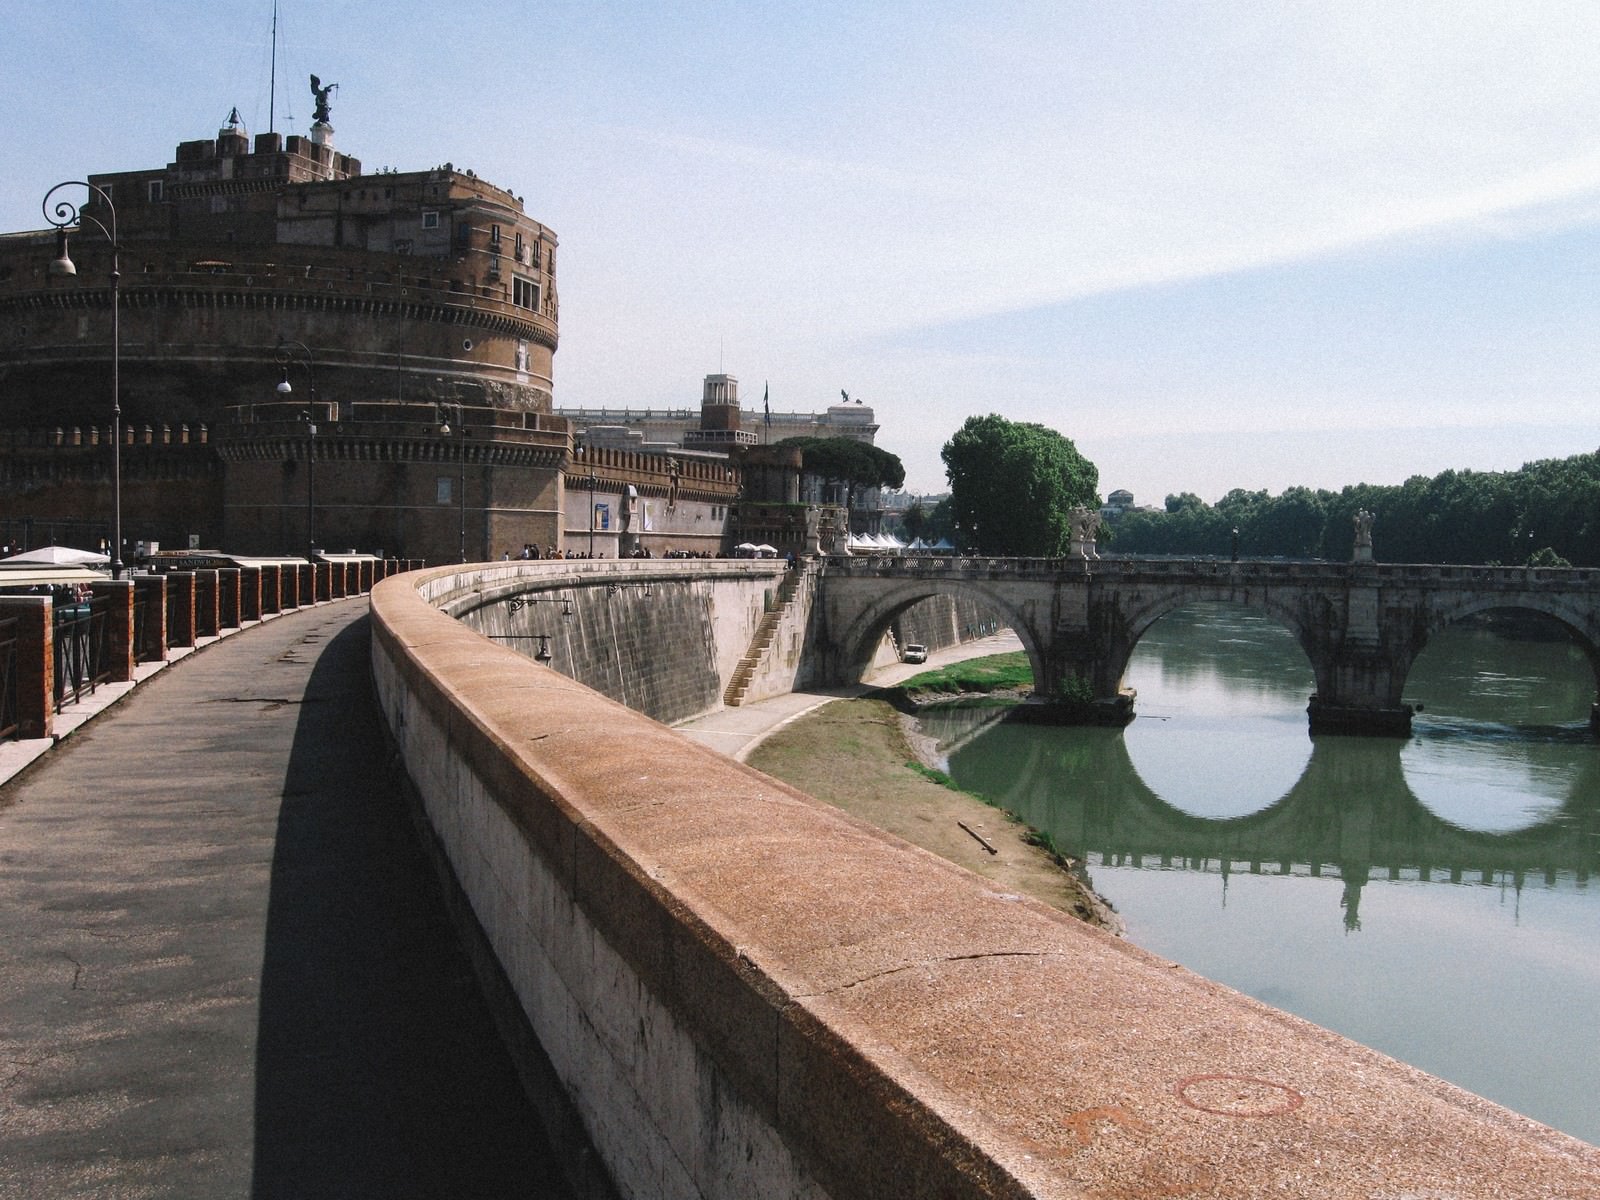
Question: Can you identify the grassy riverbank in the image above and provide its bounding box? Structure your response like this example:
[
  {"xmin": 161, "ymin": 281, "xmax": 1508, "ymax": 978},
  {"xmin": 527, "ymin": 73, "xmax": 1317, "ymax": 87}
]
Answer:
[
  {"xmin": 747, "ymin": 655, "xmax": 1120, "ymax": 931},
  {"xmin": 885, "ymin": 651, "xmax": 1033, "ymax": 700}
]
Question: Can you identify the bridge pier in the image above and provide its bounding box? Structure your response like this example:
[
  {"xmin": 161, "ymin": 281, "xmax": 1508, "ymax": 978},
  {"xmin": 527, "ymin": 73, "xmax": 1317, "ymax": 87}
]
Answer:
[
  {"xmin": 1043, "ymin": 636, "xmax": 1137, "ymax": 724},
  {"xmin": 1307, "ymin": 696, "xmax": 1415, "ymax": 737}
]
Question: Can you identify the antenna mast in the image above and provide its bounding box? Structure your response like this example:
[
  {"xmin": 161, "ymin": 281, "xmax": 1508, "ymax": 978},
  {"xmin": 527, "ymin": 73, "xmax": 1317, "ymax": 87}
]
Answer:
[{"xmin": 269, "ymin": 0, "xmax": 279, "ymax": 134}]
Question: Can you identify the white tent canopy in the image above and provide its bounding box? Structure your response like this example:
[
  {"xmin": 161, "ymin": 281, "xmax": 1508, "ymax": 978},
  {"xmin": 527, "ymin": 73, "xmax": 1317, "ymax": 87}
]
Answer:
[{"xmin": 1, "ymin": 545, "xmax": 109, "ymax": 567}]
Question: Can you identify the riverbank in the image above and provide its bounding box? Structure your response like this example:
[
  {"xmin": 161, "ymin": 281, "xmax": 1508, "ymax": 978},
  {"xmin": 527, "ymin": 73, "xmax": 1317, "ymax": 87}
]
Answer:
[{"xmin": 746, "ymin": 683, "xmax": 1122, "ymax": 932}]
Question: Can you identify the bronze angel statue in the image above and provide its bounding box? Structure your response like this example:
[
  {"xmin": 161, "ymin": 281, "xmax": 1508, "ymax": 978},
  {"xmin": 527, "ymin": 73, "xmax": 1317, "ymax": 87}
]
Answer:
[{"xmin": 309, "ymin": 74, "xmax": 338, "ymax": 124}]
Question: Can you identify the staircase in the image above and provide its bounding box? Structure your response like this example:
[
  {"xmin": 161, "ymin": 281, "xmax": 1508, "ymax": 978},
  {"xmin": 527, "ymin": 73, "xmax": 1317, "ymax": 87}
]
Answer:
[{"xmin": 723, "ymin": 568, "xmax": 806, "ymax": 707}]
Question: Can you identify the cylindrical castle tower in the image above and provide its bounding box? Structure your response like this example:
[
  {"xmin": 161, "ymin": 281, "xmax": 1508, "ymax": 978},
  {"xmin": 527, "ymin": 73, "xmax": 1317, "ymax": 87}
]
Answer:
[{"xmin": 0, "ymin": 117, "xmax": 569, "ymax": 562}]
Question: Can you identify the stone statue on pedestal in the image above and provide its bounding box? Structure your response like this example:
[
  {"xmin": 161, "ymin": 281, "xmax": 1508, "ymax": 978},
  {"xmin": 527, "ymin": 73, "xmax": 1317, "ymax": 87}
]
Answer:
[
  {"xmin": 1068, "ymin": 506, "xmax": 1101, "ymax": 560},
  {"xmin": 1352, "ymin": 509, "xmax": 1375, "ymax": 562}
]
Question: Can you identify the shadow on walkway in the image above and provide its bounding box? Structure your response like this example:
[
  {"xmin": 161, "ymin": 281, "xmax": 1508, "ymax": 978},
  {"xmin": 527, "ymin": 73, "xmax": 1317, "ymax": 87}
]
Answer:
[{"xmin": 251, "ymin": 615, "xmax": 571, "ymax": 1198}]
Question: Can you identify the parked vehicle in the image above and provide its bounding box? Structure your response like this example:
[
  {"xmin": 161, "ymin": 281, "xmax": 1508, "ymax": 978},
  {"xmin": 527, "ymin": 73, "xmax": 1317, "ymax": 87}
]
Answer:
[{"xmin": 902, "ymin": 643, "xmax": 927, "ymax": 664}]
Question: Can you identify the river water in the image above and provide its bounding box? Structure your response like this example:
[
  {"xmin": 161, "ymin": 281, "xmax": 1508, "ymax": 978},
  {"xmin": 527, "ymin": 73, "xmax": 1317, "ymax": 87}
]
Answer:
[{"xmin": 937, "ymin": 604, "xmax": 1600, "ymax": 1146}]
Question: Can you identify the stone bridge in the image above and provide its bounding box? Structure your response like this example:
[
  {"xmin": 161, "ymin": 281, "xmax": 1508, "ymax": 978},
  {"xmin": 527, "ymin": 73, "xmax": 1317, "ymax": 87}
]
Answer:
[{"xmin": 815, "ymin": 555, "xmax": 1600, "ymax": 734}]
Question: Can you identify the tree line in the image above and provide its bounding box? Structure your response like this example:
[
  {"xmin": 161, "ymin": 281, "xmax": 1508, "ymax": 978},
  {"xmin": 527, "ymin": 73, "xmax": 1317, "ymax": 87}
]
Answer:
[
  {"xmin": 1109, "ymin": 451, "xmax": 1600, "ymax": 567},
  {"xmin": 790, "ymin": 412, "xmax": 1600, "ymax": 568}
]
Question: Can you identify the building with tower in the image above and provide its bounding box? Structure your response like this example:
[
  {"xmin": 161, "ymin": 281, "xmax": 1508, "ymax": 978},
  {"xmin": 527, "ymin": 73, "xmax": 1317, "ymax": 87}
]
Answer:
[{"xmin": 0, "ymin": 111, "xmax": 731, "ymax": 562}]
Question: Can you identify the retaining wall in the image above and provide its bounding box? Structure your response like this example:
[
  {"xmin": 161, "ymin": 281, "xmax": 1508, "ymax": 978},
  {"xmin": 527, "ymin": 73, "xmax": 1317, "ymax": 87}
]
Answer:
[
  {"xmin": 426, "ymin": 559, "xmax": 797, "ymax": 725},
  {"xmin": 369, "ymin": 564, "xmax": 1600, "ymax": 1199}
]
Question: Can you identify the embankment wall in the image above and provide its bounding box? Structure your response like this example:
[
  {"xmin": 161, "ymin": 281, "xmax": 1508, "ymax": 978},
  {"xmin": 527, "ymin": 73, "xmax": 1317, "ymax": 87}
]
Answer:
[
  {"xmin": 369, "ymin": 563, "xmax": 1600, "ymax": 1200},
  {"xmin": 431, "ymin": 559, "xmax": 798, "ymax": 725}
]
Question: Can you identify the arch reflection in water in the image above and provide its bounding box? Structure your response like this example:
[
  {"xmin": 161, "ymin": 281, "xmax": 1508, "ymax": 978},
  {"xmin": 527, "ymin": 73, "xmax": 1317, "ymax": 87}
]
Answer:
[
  {"xmin": 938, "ymin": 603, "xmax": 1600, "ymax": 1146},
  {"xmin": 1402, "ymin": 615, "xmax": 1598, "ymax": 832},
  {"xmin": 947, "ymin": 720, "xmax": 1597, "ymax": 929}
]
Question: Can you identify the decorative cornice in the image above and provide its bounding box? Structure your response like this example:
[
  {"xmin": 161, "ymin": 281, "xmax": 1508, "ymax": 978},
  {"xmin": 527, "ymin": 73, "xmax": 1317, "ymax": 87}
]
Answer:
[{"xmin": 0, "ymin": 284, "xmax": 556, "ymax": 349}]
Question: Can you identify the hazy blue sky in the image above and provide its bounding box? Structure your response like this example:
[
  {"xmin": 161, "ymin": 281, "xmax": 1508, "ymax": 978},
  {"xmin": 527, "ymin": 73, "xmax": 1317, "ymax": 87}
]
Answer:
[{"xmin": 8, "ymin": 1, "xmax": 1600, "ymax": 502}]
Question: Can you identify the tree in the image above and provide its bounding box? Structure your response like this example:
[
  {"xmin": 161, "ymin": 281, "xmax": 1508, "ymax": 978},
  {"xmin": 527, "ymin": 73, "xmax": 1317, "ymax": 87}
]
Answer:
[
  {"xmin": 776, "ymin": 437, "xmax": 905, "ymax": 516},
  {"xmin": 940, "ymin": 414, "xmax": 1099, "ymax": 556}
]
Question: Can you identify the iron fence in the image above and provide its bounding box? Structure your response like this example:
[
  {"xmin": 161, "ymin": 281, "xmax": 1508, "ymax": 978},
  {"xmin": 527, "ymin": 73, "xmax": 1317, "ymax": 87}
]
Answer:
[
  {"xmin": 53, "ymin": 596, "xmax": 110, "ymax": 712},
  {"xmin": 0, "ymin": 616, "xmax": 18, "ymax": 740}
]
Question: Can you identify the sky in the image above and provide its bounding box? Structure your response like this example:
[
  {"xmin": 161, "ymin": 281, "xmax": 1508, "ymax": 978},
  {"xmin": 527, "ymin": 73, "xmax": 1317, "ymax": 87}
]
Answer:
[{"xmin": 7, "ymin": 1, "xmax": 1600, "ymax": 503}]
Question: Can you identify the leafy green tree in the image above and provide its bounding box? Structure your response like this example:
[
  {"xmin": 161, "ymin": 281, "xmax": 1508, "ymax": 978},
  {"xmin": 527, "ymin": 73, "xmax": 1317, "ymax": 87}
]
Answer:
[
  {"xmin": 898, "ymin": 502, "xmax": 930, "ymax": 542},
  {"xmin": 940, "ymin": 414, "xmax": 1099, "ymax": 555},
  {"xmin": 894, "ymin": 498, "xmax": 957, "ymax": 544},
  {"xmin": 1244, "ymin": 486, "xmax": 1326, "ymax": 558},
  {"xmin": 1528, "ymin": 546, "xmax": 1573, "ymax": 568},
  {"xmin": 1165, "ymin": 492, "xmax": 1206, "ymax": 514},
  {"xmin": 1103, "ymin": 447, "xmax": 1600, "ymax": 566}
]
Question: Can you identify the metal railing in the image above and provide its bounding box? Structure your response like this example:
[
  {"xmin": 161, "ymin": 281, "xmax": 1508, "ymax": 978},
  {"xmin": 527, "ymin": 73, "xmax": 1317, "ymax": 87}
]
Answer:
[
  {"xmin": 53, "ymin": 596, "xmax": 110, "ymax": 712},
  {"xmin": 0, "ymin": 616, "xmax": 18, "ymax": 741},
  {"xmin": 131, "ymin": 587, "xmax": 151, "ymax": 665}
]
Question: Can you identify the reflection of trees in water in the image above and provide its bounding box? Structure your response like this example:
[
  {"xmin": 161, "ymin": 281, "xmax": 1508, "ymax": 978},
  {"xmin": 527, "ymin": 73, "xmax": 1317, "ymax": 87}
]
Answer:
[
  {"xmin": 1407, "ymin": 623, "xmax": 1595, "ymax": 727},
  {"xmin": 1128, "ymin": 606, "xmax": 1314, "ymax": 700},
  {"xmin": 943, "ymin": 712, "xmax": 1600, "ymax": 930}
]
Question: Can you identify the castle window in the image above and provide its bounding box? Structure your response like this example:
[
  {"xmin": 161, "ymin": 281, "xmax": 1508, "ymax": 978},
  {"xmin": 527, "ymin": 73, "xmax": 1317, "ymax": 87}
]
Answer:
[
  {"xmin": 436, "ymin": 477, "xmax": 453, "ymax": 504},
  {"xmin": 513, "ymin": 275, "xmax": 539, "ymax": 310},
  {"xmin": 422, "ymin": 210, "xmax": 439, "ymax": 229},
  {"xmin": 148, "ymin": 179, "xmax": 164, "ymax": 203},
  {"xmin": 490, "ymin": 224, "xmax": 501, "ymax": 245}
]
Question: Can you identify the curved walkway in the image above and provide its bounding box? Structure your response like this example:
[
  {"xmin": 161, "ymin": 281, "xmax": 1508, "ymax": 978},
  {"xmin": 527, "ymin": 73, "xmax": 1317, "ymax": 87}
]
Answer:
[
  {"xmin": 675, "ymin": 630, "xmax": 1024, "ymax": 760},
  {"xmin": 0, "ymin": 600, "xmax": 572, "ymax": 1199}
]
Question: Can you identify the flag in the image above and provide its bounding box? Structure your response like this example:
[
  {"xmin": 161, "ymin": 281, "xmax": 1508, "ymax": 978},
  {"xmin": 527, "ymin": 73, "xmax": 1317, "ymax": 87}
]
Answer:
[{"xmin": 763, "ymin": 382, "xmax": 770, "ymax": 442}]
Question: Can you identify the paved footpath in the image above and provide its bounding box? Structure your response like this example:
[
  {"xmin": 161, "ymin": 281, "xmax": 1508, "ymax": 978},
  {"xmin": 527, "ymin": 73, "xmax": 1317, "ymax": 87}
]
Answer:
[
  {"xmin": 675, "ymin": 630, "xmax": 1024, "ymax": 760},
  {"xmin": 0, "ymin": 600, "xmax": 572, "ymax": 1199}
]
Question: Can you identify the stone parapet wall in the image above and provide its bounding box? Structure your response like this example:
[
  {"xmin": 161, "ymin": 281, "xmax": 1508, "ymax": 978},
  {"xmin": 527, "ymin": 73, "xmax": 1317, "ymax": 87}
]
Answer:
[{"xmin": 370, "ymin": 562, "xmax": 1600, "ymax": 1200}]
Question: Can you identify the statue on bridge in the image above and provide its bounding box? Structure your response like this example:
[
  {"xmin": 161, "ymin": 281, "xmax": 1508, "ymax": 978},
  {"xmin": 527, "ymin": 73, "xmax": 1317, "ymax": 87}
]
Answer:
[
  {"xmin": 1069, "ymin": 506, "xmax": 1101, "ymax": 560},
  {"xmin": 1352, "ymin": 509, "xmax": 1375, "ymax": 562}
]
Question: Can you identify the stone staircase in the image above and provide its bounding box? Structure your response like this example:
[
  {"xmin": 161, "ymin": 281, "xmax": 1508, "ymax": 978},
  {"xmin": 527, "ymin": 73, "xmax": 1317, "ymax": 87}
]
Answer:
[{"xmin": 723, "ymin": 568, "xmax": 806, "ymax": 707}]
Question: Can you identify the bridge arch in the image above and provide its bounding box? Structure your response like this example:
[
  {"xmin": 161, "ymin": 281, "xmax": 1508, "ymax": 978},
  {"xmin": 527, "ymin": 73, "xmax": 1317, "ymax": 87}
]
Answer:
[
  {"xmin": 1107, "ymin": 585, "xmax": 1330, "ymax": 698},
  {"xmin": 832, "ymin": 578, "xmax": 1048, "ymax": 690},
  {"xmin": 1404, "ymin": 594, "xmax": 1600, "ymax": 701}
]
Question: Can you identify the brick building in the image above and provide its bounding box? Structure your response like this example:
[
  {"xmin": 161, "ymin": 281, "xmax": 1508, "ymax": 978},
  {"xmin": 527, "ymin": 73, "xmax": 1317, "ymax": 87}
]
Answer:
[{"xmin": 0, "ymin": 112, "xmax": 607, "ymax": 562}]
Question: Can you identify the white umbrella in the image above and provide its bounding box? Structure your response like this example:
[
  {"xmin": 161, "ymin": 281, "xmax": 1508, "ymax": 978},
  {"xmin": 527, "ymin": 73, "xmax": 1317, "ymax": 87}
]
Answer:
[{"xmin": 1, "ymin": 545, "xmax": 110, "ymax": 567}]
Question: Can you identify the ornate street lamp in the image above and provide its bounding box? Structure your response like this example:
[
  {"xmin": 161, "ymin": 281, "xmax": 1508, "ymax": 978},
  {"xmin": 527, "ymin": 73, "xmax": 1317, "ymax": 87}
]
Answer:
[
  {"xmin": 43, "ymin": 182, "xmax": 122, "ymax": 577},
  {"xmin": 437, "ymin": 403, "xmax": 466, "ymax": 563},
  {"xmin": 275, "ymin": 338, "xmax": 318, "ymax": 557}
]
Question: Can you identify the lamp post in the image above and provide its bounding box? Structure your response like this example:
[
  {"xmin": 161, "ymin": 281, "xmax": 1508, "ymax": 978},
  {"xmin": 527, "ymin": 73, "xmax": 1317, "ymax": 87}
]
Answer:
[
  {"xmin": 586, "ymin": 468, "xmax": 598, "ymax": 558},
  {"xmin": 275, "ymin": 338, "xmax": 318, "ymax": 557},
  {"xmin": 44, "ymin": 181, "xmax": 122, "ymax": 578},
  {"xmin": 437, "ymin": 403, "xmax": 466, "ymax": 563}
]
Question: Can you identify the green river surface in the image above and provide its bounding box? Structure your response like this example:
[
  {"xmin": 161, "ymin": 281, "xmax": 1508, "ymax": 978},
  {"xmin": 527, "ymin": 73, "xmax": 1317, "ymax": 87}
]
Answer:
[{"xmin": 933, "ymin": 604, "xmax": 1600, "ymax": 1146}]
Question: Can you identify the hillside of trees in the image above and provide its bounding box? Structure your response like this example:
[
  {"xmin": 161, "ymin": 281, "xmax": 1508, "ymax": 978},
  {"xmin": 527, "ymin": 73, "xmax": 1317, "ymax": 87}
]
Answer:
[{"xmin": 1107, "ymin": 450, "xmax": 1600, "ymax": 567}]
